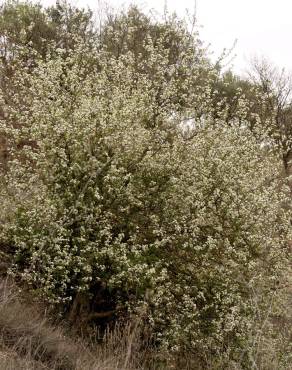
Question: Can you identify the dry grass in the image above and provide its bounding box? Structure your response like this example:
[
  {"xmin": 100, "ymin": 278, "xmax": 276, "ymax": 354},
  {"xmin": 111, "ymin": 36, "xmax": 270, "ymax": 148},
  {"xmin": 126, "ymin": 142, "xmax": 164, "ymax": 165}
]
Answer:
[{"xmin": 0, "ymin": 278, "xmax": 150, "ymax": 370}]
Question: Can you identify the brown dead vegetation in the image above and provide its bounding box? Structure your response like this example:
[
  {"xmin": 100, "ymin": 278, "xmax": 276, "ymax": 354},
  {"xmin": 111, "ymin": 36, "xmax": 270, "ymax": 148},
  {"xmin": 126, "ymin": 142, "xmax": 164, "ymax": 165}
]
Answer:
[{"xmin": 0, "ymin": 278, "xmax": 152, "ymax": 370}]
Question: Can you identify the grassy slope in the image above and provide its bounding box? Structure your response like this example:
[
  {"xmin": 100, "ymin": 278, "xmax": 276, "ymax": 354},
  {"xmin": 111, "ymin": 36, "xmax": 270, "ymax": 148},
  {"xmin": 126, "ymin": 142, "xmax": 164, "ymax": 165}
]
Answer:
[{"xmin": 0, "ymin": 277, "xmax": 149, "ymax": 370}]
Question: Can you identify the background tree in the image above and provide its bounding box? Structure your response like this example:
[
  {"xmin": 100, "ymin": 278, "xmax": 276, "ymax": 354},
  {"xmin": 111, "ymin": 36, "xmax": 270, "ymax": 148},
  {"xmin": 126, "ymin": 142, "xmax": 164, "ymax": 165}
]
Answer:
[{"xmin": 248, "ymin": 58, "xmax": 292, "ymax": 185}]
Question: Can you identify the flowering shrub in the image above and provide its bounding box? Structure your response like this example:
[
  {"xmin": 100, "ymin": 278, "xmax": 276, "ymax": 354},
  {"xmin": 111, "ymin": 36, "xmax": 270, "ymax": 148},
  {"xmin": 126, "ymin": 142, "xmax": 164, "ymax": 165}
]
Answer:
[{"xmin": 0, "ymin": 9, "xmax": 290, "ymax": 361}]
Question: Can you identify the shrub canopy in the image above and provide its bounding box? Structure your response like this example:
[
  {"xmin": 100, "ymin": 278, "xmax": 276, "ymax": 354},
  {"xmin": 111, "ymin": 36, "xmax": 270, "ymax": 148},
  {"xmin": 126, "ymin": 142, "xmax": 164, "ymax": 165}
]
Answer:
[{"xmin": 0, "ymin": 2, "xmax": 291, "ymax": 361}]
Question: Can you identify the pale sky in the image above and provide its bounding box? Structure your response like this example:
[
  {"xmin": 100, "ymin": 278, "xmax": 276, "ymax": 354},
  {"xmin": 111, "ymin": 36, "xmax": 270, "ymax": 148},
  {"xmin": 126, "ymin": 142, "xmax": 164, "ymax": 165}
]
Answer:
[{"xmin": 40, "ymin": 0, "xmax": 292, "ymax": 75}]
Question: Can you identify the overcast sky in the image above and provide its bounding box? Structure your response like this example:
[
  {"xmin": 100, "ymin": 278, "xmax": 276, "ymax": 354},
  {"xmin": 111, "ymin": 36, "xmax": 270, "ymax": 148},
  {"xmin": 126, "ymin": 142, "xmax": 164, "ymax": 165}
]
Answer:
[{"xmin": 41, "ymin": 0, "xmax": 292, "ymax": 75}]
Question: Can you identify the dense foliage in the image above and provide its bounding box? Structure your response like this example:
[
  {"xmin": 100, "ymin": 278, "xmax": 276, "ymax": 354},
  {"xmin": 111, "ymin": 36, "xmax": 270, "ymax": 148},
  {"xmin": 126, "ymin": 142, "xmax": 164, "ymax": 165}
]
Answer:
[{"xmin": 0, "ymin": 1, "xmax": 291, "ymax": 367}]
